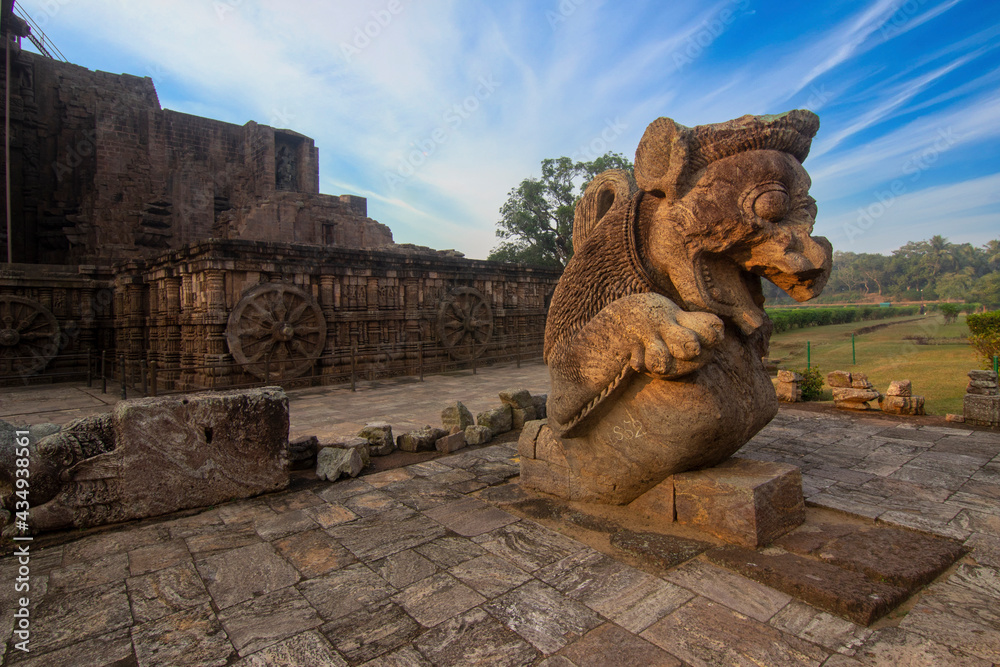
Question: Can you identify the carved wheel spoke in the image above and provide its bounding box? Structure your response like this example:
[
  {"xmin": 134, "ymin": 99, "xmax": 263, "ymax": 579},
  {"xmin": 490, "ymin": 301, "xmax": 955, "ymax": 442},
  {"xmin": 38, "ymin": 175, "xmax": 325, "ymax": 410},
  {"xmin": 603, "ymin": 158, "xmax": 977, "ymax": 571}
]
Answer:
[
  {"xmin": 437, "ymin": 287, "xmax": 493, "ymax": 361},
  {"xmin": 0, "ymin": 296, "xmax": 60, "ymax": 376},
  {"xmin": 227, "ymin": 283, "xmax": 327, "ymax": 381}
]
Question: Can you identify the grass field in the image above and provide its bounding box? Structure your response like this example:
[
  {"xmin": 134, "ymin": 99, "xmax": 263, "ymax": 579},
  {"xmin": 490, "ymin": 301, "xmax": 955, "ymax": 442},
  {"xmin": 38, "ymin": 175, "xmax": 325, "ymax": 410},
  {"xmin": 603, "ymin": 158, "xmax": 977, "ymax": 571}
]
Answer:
[{"xmin": 767, "ymin": 313, "xmax": 981, "ymax": 415}]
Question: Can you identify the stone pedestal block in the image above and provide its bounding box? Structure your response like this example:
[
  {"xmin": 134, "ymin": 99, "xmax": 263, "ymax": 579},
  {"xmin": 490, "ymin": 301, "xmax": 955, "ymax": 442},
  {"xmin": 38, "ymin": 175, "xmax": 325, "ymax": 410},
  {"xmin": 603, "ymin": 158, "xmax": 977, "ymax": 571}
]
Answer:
[
  {"xmin": 673, "ymin": 458, "xmax": 804, "ymax": 548},
  {"xmin": 627, "ymin": 478, "xmax": 676, "ymax": 522},
  {"xmin": 964, "ymin": 393, "xmax": 1000, "ymax": 426}
]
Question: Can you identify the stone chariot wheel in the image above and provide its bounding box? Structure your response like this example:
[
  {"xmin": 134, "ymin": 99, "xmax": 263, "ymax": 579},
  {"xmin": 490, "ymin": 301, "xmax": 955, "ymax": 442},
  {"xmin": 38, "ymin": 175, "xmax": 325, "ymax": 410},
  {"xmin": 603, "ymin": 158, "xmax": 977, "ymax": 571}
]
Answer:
[
  {"xmin": 0, "ymin": 295, "xmax": 60, "ymax": 377},
  {"xmin": 437, "ymin": 286, "xmax": 493, "ymax": 361},
  {"xmin": 226, "ymin": 283, "xmax": 327, "ymax": 381}
]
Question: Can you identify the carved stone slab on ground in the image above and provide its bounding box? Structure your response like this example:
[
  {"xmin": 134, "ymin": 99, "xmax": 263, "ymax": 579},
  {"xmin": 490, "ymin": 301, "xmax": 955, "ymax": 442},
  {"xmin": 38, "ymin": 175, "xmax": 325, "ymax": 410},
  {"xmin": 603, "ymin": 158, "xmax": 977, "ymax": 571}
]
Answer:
[{"xmin": 17, "ymin": 388, "xmax": 290, "ymax": 534}]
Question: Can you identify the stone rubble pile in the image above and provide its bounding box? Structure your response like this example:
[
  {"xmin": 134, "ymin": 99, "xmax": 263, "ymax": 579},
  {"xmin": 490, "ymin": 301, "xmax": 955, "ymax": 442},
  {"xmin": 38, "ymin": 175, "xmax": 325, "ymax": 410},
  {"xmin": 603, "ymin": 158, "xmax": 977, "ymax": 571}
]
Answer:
[
  {"xmin": 775, "ymin": 370, "xmax": 803, "ymax": 402},
  {"xmin": 878, "ymin": 380, "xmax": 926, "ymax": 416},
  {"xmin": 314, "ymin": 387, "xmax": 548, "ymax": 481},
  {"xmin": 964, "ymin": 369, "xmax": 1000, "ymax": 426},
  {"xmin": 827, "ymin": 371, "xmax": 881, "ymax": 411}
]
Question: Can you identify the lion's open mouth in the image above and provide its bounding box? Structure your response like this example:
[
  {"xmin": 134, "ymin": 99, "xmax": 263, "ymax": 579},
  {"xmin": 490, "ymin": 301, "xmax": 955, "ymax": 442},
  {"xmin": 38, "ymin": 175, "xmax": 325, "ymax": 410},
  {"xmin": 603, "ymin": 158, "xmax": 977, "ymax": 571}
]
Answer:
[{"xmin": 697, "ymin": 253, "xmax": 768, "ymax": 335}]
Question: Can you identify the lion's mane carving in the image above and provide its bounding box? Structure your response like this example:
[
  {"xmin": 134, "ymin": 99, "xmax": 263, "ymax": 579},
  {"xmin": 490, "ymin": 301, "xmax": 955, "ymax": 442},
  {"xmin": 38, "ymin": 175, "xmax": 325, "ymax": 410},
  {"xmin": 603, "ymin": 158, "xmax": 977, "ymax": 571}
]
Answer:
[{"xmin": 523, "ymin": 110, "xmax": 833, "ymax": 504}]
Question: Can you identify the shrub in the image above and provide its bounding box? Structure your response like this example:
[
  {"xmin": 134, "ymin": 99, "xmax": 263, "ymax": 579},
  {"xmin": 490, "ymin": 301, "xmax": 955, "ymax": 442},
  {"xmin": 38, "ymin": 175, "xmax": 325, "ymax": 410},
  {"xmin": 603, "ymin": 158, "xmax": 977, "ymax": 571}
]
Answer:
[
  {"xmin": 967, "ymin": 311, "xmax": 1000, "ymax": 369},
  {"xmin": 939, "ymin": 303, "xmax": 961, "ymax": 324},
  {"xmin": 795, "ymin": 367, "xmax": 824, "ymax": 401}
]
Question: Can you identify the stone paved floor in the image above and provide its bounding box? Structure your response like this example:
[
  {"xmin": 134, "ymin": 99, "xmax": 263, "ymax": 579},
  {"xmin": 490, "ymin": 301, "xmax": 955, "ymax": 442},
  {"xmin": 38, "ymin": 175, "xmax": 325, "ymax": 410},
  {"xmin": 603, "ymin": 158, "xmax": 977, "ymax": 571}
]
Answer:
[{"xmin": 1, "ymin": 362, "xmax": 999, "ymax": 666}]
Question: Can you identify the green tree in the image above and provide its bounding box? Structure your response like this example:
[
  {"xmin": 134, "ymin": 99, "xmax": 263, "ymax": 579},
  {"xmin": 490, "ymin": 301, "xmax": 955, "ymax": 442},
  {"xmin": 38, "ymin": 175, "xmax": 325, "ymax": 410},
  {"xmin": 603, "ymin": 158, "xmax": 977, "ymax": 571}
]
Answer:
[
  {"xmin": 489, "ymin": 153, "xmax": 633, "ymax": 267},
  {"xmin": 971, "ymin": 272, "xmax": 1000, "ymax": 310}
]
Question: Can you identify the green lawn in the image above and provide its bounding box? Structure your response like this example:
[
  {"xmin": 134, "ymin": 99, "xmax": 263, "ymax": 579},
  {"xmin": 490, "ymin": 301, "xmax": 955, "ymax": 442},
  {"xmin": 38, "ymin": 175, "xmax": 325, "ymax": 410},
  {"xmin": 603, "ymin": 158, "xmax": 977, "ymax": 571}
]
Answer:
[{"xmin": 767, "ymin": 313, "xmax": 979, "ymax": 415}]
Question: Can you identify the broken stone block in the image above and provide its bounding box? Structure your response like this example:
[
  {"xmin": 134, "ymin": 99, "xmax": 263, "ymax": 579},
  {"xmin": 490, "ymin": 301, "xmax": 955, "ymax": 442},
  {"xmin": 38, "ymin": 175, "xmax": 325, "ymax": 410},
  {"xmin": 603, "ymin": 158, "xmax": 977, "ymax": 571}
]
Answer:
[
  {"xmin": 964, "ymin": 394, "xmax": 1000, "ymax": 427},
  {"xmin": 673, "ymin": 458, "xmax": 804, "ymax": 548},
  {"xmin": 436, "ymin": 431, "xmax": 467, "ymax": 454},
  {"xmin": 465, "ymin": 425, "xmax": 492, "ymax": 446},
  {"xmin": 878, "ymin": 395, "xmax": 925, "ymax": 416},
  {"xmin": 832, "ymin": 380, "xmax": 881, "ymax": 411},
  {"xmin": 531, "ymin": 394, "xmax": 548, "ymax": 419},
  {"xmin": 288, "ymin": 435, "xmax": 320, "ymax": 471},
  {"xmin": 850, "ymin": 373, "xmax": 872, "ymax": 389},
  {"xmin": 499, "ymin": 388, "xmax": 534, "ymax": 410},
  {"xmin": 826, "ymin": 370, "xmax": 852, "ymax": 388},
  {"xmin": 358, "ymin": 422, "xmax": 394, "ymax": 456},
  {"xmin": 945, "ymin": 413, "xmax": 965, "ymax": 423},
  {"xmin": 776, "ymin": 370, "xmax": 801, "ymax": 383},
  {"xmin": 775, "ymin": 370, "xmax": 804, "ymax": 403},
  {"xmin": 397, "ymin": 426, "xmax": 448, "ymax": 452},
  {"xmin": 966, "ymin": 371, "xmax": 999, "ymax": 397},
  {"xmin": 775, "ymin": 382, "xmax": 802, "ymax": 402},
  {"xmin": 832, "ymin": 387, "xmax": 880, "ymax": 401},
  {"xmin": 476, "ymin": 406, "xmax": 512, "ymax": 435},
  {"xmin": 441, "ymin": 402, "xmax": 474, "ymax": 431},
  {"xmin": 20, "ymin": 388, "xmax": 289, "ymax": 534},
  {"xmin": 886, "ymin": 380, "xmax": 911, "ymax": 397},
  {"xmin": 316, "ymin": 446, "xmax": 365, "ymax": 481},
  {"xmin": 323, "ymin": 436, "xmax": 371, "ymax": 468},
  {"xmin": 511, "ymin": 406, "xmax": 537, "ymax": 430}
]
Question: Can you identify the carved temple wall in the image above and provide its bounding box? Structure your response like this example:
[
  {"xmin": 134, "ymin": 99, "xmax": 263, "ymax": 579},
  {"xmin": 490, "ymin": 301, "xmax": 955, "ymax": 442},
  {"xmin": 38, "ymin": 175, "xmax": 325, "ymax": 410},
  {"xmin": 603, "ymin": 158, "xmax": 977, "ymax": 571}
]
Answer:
[{"xmin": 107, "ymin": 240, "xmax": 561, "ymax": 391}]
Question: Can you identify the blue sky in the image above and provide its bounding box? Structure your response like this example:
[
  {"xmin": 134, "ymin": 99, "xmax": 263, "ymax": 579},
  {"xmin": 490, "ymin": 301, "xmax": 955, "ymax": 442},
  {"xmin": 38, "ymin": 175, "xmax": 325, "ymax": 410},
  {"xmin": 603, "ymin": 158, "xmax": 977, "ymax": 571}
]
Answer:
[{"xmin": 17, "ymin": 0, "xmax": 1000, "ymax": 259}]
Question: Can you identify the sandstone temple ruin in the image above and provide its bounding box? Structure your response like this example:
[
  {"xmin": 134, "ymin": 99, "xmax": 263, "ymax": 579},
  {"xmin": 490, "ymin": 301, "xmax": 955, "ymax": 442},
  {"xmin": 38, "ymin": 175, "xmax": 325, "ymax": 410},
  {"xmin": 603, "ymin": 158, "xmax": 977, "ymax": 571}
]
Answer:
[{"xmin": 0, "ymin": 9, "xmax": 559, "ymax": 389}]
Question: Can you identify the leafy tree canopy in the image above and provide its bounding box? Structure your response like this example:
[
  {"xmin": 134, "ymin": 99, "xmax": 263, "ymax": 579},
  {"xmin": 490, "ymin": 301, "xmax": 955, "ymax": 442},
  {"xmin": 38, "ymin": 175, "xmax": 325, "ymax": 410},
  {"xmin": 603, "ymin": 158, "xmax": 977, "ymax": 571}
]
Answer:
[
  {"xmin": 763, "ymin": 235, "xmax": 1000, "ymax": 307},
  {"xmin": 488, "ymin": 153, "xmax": 633, "ymax": 268}
]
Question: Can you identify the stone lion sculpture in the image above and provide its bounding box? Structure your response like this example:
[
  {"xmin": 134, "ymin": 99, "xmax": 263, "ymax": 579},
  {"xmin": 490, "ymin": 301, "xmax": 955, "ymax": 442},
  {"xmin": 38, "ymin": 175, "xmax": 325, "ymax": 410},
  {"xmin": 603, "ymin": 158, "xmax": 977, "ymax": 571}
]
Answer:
[{"xmin": 520, "ymin": 110, "xmax": 832, "ymax": 504}]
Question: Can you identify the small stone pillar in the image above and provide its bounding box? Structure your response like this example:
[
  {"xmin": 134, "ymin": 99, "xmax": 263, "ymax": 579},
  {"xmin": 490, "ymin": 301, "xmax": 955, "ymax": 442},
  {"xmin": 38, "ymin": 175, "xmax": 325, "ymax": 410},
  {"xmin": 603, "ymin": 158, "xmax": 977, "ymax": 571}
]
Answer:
[
  {"xmin": 828, "ymin": 371, "xmax": 880, "ymax": 410},
  {"xmin": 964, "ymin": 370, "xmax": 1000, "ymax": 426},
  {"xmin": 878, "ymin": 380, "xmax": 925, "ymax": 415},
  {"xmin": 775, "ymin": 370, "xmax": 803, "ymax": 402}
]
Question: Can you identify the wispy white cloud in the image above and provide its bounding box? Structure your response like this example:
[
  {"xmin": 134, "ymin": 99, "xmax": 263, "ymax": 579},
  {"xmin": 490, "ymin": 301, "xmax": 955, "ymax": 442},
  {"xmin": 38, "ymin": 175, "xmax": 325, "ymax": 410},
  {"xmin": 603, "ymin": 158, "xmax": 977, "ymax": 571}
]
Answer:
[{"xmin": 820, "ymin": 172, "xmax": 1000, "ymax": 251}]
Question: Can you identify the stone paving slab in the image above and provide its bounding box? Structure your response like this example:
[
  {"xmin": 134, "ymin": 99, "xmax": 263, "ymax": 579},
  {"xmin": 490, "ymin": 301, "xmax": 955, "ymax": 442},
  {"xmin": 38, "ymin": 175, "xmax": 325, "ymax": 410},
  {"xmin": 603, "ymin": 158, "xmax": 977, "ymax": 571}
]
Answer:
[{"xmin": 1, "ymin": 364, "xmax": 999, "ymax": 665}]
